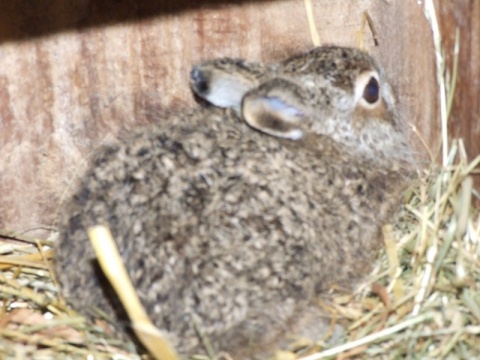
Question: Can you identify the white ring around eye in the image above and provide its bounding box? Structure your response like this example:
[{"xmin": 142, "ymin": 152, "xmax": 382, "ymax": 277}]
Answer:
[{"xmin": 355, "ymin": 70, "xmax": 381, "ymax": 109}]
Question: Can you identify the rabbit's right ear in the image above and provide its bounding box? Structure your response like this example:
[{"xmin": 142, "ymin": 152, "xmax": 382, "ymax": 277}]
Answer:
[
  {"xmin": 190, "ymin": 59, "xmax": 263, "ymax": 109},
  {"xmin": 242, "ymin": 78, "xmax": 307, "ymax": 140}
]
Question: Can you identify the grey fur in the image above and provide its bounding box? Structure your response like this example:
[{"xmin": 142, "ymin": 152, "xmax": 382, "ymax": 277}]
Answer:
[{"xmin": 54, "ymin": 46, "xmax": 415, "ymax": 359}]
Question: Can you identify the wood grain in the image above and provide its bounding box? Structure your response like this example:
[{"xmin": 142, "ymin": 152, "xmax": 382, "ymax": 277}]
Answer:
[
  {"xmin": 0, "ymin": 1, "xmax": 444, "ymax": 235},
  {"xmin": 437, "ymin": 0, "xmax": 480, "ymax": 166}
]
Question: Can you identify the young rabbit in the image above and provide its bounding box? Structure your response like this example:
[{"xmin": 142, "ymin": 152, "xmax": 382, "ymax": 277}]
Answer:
[{"xmin": 54, "ymin": 46, "xmax": 415, "ymax": 359}]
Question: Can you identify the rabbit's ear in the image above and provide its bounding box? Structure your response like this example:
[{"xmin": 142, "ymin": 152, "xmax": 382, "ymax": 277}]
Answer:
[
  {"xmin": 242, "ymin": 78, "xmax": 306, "ymax": 140},
  {"xmin": 190, "ymin": 59, "xmax": 262, "ymax": 108}
]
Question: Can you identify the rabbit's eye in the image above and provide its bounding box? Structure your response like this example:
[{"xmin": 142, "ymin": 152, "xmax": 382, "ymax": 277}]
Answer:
[{"xmin": 362, "ymin": 77, "xmax": 380, "ymax": 104}]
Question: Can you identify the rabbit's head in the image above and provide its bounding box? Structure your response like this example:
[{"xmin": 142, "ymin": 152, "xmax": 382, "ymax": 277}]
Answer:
[{"xmin": 191, "ymin": 46, "xmax": 412, "ymax": 165}]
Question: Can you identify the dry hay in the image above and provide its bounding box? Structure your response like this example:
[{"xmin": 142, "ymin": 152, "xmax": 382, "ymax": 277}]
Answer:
[
  {"xmin": 0, "ymin": 231, "xmax": 142, "ymax": 360},
  {"xmin": 304, "ymin": 143, "xmax": 480, "ymax": 360}
]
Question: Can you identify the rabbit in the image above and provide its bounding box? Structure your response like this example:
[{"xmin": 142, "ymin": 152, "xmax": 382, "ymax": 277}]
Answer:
[{"xmin": 54, "ymin": 46, "xmax": 416, "ymax": 359}]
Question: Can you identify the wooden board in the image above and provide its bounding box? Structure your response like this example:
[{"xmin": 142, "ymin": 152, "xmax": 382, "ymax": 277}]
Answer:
[
  {"xmin": 438, "ymin": 1, "xmax": 480, "ymax": 164},
  {"xmin": 0, "ymin": 0, "xmax": 465, "ymax": 235}
]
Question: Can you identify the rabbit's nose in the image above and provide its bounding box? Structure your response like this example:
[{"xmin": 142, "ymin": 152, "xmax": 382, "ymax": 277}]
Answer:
[{"xmin": 190, "ymin": 67, "xmax": 210, "ymax": 96}]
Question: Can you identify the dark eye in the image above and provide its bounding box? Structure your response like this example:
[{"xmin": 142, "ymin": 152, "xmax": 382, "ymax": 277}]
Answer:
[{"xmin": 362, "ymin": 77, "xmax": 380, "ymax": 104}]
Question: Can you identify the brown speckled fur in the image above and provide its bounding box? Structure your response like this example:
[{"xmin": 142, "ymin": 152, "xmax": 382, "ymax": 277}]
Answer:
[{"xmin": 54, "ymin": 46, "xmax": 415, "ymax": 359}]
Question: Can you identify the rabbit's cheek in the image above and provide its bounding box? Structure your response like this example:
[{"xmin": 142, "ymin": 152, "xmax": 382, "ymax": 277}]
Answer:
[{"xmin": 352, "ymin": 99, "xmax": 390, "ymax": 129}]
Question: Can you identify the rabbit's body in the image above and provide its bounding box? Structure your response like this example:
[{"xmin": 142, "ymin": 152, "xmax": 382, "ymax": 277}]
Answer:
[{"xmin": 54, "ymin": 46, "xmax": 415, "ymax": 358}]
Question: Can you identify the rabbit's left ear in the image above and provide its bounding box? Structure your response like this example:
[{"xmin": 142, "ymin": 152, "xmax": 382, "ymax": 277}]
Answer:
[
  {"xmin": 242, "ymin": 78, "xmax": 306, "ymax": 140},
  {"xmin": 190, "ymin": 59, "xmax": 262, "ymax": 109}
]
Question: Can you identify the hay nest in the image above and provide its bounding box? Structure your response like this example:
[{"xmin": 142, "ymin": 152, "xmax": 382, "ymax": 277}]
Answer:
[
  {"xmin": 1, "ymin": 144, "xmax": 479, "ymax": 360},
  {"xmin": 304, "ymin": 144, "xmax": 480, "ymax": 360},
  {"xmin": 0, "ymin": 144, "xmax": 478, "ymax": 360}
]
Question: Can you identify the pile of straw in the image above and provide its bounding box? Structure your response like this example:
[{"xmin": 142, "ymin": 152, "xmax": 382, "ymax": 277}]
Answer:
[
  {"xmin": 1, "ymin": 143, "xmax": 478, "ymax": 360},
  {"xmin": 0, "ymin": 230, "xmax": 141, "ymax": 359},
  {"xmin": 301, "ymin": 142, "xmax": 480, "ymax": 360}
]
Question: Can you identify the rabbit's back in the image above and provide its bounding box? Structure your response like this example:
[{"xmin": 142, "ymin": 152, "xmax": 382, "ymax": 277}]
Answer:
[{"xmin": 55, "ymin": 106, "xmax": 405, "ymax": 356}]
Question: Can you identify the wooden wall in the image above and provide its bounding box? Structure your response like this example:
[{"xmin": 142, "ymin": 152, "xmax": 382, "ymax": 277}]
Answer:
[
  {"xmin": 438, "ymin": 1, "xmax": 480, "ymax": 164},
  {"xmin": 0, "ymin": 0, "xmax": 475, "ymax": 237}
]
